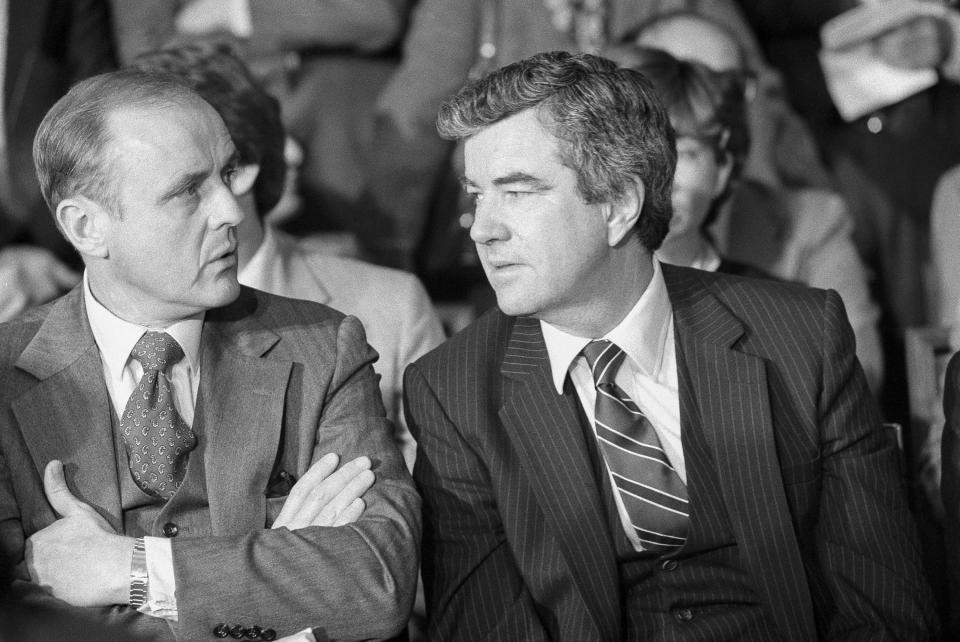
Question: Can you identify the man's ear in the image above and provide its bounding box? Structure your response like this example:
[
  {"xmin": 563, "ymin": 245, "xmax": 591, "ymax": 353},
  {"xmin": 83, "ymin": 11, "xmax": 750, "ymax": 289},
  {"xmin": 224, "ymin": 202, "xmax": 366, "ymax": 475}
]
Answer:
[
  {"xmin": 56, "ymin": 197, "xmax": 112, "ymax": 259},
  {"xmin": 231, "ymin": 163, "xmax": 260, "ymax": 197},
  {"xmin": 605, "ymin": 177, "xmax": 645, "ymax": 246}
]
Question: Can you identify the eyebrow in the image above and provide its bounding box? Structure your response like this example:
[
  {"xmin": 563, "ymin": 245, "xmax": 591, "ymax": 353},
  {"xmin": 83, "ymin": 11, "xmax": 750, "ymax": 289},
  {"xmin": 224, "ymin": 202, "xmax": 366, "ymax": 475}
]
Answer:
[
  {"xmin": 460, "ymin": 172, "xmax": 551, "ymax": 190},
  {"xmin": 156, "ymin": 149, "xmax": 240, "ymax": 205},
  {"xmin": 157, "ymin": 169, "xmax": 209, "ymax": 204}
]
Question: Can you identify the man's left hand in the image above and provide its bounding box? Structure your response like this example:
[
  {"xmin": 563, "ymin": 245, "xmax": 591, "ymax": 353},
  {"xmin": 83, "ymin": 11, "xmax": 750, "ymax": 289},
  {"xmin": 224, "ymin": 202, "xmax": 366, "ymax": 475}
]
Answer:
[{"xmin": 25, "ymin": 460, "xmax": 134, "ymax": 607}]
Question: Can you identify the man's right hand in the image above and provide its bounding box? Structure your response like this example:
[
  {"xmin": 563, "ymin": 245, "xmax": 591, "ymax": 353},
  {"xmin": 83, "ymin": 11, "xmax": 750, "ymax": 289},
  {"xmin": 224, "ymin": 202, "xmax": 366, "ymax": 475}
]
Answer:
[{"xmin": 271, "ymin": 454, "xmax": 374, "ymax": 530}]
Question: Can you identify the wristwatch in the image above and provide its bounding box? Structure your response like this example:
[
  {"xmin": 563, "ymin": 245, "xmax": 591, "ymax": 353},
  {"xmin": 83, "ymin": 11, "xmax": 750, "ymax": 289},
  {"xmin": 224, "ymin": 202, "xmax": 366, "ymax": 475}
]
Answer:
[{"xmin": 129, "ymin": 537, "xmax": 148, "ymax": 608}]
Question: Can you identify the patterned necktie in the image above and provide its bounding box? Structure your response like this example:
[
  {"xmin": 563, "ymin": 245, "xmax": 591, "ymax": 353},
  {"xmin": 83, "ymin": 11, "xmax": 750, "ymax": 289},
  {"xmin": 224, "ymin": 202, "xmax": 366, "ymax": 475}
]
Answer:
[
  {"xmin": 582, "ymin": 340, "xmax": 689, "ymax": 552},
  {"xmin": 119, "ymin": 331, "xmax": 197, "ymax": 500}
]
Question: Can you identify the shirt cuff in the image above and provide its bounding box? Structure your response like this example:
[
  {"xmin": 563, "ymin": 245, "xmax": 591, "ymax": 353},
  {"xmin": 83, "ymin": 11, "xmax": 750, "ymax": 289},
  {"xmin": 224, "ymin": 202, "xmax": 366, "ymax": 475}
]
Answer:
[{"xmin": 140, "ymin": 536, "xmax": 178, "ymax": 621}]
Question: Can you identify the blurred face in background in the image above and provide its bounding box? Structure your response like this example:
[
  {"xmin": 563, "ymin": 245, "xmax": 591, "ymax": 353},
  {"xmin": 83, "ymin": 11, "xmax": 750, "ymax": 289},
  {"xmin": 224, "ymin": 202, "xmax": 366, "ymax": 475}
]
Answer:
[
  {"xmin": 635, "ymin": 14, "xmax": 781, "ymax": 187},
  {"xmin": 667, "ymin": 134, "xmax": 732, "ymax": 244}
]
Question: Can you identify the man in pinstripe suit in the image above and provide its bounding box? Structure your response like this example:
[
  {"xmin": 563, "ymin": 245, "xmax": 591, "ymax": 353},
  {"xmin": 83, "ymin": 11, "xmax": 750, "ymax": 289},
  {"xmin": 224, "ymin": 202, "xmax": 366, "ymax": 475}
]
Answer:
[{"xmin": 403, "ymin": 51, "xmax": 936, "ymax": 640}]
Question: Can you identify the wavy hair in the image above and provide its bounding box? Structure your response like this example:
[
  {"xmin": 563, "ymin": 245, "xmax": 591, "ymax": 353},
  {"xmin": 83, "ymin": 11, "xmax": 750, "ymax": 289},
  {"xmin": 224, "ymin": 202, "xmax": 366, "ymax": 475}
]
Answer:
[{"xmin": 436, "ymin": 51, "xmax": 676, "ymax": 251}]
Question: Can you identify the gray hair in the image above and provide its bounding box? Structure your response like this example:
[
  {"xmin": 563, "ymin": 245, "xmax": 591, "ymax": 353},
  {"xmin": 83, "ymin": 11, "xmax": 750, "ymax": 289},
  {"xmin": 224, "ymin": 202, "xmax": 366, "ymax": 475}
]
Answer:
[
  {"xmin": 33, "ymin": 68, "xmax": 205, "ymax": 220},
  {"xmin": 437, "ymin": 51, "xmax": 676, "ymax": 251}
]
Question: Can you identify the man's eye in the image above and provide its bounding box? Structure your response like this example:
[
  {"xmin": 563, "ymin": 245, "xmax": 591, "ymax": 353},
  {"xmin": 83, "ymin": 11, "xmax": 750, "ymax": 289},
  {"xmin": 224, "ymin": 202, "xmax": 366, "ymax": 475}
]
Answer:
[
  {"xmin": 184, "ymin": 183, "xmax": 199, "ymax": 197},
  {"xmin": 466, "ymin": 191, "xmax": 483, "ymax": 205},
  {"xmin": 505, "ymin": 191, "xmax": 528, "ymax": 199},
  {"xmin": 222, "ymin": 167, "xmax": 238, "ymax": 186}
]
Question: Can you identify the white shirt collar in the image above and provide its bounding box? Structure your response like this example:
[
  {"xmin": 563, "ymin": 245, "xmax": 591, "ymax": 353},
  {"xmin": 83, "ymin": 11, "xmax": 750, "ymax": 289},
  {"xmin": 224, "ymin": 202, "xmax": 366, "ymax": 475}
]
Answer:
[
  {"xmin": 83, "ymin": 271, "xmax": 204, "ymax": 374},
  {"xmin": 541, "ymin": 258, "xmax": 673, "ymax": 394}
]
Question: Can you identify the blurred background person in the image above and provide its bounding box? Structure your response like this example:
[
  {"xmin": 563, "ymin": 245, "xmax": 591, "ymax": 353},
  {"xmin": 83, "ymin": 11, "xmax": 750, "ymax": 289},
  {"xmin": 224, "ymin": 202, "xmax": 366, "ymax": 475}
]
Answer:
[
  {"xmin": 613, "ymin": 12, "xmax": 884, "ymax": 392},
  {"xmin": 0, "ymin": 0, "xmax": 116, "ymax": 321},
  {"xmin": 733, "ymin": 0, "xmax": 960, "ymax": 430}
]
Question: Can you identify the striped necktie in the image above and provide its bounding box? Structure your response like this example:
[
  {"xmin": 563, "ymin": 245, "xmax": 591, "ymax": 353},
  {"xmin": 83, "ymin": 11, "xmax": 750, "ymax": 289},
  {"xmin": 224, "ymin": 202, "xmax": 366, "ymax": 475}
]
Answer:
[{"xmin": 582, "ymin": 339, "xmax": 688, "ymax": 552}]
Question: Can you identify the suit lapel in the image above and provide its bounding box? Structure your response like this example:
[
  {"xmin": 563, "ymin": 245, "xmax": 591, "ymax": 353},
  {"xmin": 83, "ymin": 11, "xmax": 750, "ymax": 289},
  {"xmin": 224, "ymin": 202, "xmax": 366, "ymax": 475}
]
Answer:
[
  {"xmin": 664, "ymin": 265, "xmax": 816, "ymax": 641},
  {"xmin": 199, "ymin": 289, "xmax": 291, "ymax": 535},
  {"xmin": 12, "ymin": 286, "xmax": 122, "ymax": 531},
  {"xmin": 499, "ymin": 317, "xmax": 620, "ymax": 642}
]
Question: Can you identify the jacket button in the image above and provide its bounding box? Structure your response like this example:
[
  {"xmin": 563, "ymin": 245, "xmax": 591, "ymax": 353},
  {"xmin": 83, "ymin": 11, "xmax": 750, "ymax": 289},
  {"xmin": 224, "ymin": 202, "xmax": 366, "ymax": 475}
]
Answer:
[
  {"xmin": 229, "ymin": 624, "xmax": 245, "ymax": 638},
  {"xmin": 261, "ymin": 629, "xmax": 277, "ymax": 641},
  {"xmin": 161, "ymin": 522, "xmax": 179, "ymax": 537},
  {"xmin": 674, "ymin": 607, "xmax": 694, "ymax": 622},
  {"xmin": 213, "ymin": 623, "xmax": 230, "ymax": 638},
  {"xmin": 246, "ymin": 626, "xmax": 262, "ymax": 639},
  {"xmin": 661, "ymin": 559, "xmax": 679, "ymax": 571}
]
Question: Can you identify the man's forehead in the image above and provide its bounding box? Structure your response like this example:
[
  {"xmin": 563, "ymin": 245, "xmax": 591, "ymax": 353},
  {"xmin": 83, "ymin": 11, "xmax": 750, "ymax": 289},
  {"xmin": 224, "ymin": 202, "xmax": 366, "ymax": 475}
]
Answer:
[
  {"xmin": 465, "ymin": 110, "xmax": 565, "ymax": 175},
  {"xmin": 105, "ymin": 100, "xmax": 233, "ymax": 157}
]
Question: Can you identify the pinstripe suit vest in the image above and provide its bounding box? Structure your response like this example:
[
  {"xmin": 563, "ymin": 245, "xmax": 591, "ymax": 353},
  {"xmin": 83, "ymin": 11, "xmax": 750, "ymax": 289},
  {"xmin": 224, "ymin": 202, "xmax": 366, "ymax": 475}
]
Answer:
[{"xmin": 575, "ymin": 379, "xmax": 780, "ymax": 640}]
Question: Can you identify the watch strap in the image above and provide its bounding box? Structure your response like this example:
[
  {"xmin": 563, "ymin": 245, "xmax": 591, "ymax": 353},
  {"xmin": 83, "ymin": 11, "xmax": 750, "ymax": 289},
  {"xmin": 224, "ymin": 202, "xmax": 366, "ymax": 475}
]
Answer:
[{"xmin": 129, "ymin": 537, "xmax": 148, "ymax": 608}]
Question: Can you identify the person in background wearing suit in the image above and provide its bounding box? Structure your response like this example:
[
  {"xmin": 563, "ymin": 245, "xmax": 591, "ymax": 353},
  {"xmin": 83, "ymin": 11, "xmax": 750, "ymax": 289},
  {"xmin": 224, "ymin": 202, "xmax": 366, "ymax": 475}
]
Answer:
[
  {"xmin": 403, "ymin": 51, "xmax": 935, "ymax": 640},
  {"xmin": 0, "ymin": 69, "xmax": 419, "ymax": 641},
  {"xmin": 129, "ymin": 43, "xmax": 446, "ymax": 473}
]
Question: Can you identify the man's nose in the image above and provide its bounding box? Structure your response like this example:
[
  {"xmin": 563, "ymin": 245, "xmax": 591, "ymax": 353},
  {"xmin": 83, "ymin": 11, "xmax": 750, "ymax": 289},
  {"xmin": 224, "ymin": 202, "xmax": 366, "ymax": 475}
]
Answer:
[
  {"xmin": 469, "ymin": 197, "xmax": 507, "ymax": 245},
  {"xmin": 211, "ymin": 184, "xmax": 245, "ymax": 227}
]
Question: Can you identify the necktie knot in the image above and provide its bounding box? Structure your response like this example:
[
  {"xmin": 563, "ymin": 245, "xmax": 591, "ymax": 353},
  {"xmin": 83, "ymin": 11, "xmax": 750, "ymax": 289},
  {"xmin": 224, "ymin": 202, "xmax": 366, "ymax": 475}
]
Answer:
[
  {"xmin": 131, "ymin": 331, "xmax": 185, "ymax": 372},
  {"xmin": 582, "ymin": 339, "xmax": 625, "ymax": 387}
]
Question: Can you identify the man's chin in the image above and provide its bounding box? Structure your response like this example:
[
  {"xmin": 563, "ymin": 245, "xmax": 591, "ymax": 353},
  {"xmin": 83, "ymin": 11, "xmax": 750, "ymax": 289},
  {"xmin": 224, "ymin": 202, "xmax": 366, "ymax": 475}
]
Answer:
[{"xmin": 492, "ymin": 291, "xmax": 535, "ymax": 318}]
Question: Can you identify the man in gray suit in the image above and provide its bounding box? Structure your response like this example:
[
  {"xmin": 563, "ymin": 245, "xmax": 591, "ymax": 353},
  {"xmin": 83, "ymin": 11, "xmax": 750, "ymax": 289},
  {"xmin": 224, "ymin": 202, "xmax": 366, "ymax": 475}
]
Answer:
[
  {"xmin": 0, "ymin": 69, "xmax": 419, "ymax": 640},
  {"xmin": 403, "ymin": 51, "xmax": 935, "ymax": 640}
]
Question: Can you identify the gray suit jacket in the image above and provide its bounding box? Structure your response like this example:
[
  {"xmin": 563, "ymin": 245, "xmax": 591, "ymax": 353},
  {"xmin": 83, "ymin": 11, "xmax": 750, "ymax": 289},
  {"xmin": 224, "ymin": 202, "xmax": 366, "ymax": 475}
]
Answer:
[
  {"xmin": 404, "ymin": 264, "xmax": 934, "ymax": 641},
  {"xmin": 0, "ymin": 285, "xmax": 420, "ymax": 640}
]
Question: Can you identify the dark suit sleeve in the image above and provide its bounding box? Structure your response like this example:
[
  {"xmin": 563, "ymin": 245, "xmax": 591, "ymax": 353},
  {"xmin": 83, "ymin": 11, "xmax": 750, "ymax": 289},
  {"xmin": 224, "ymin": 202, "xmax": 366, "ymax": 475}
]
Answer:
[
  {"xmin": 403, "ymin": 362, "xmax": 549, "ymax": 641},
  {"xmin": 168, "ymin": 316, "xmax": 421, "ymax": 641},
  {"xmin": 813, "ymin": 291, "xmax": 936, "ymax": 639},
  {"xmin": 941, "ymin": 352, "xmax": 960, "ymax": 636}
]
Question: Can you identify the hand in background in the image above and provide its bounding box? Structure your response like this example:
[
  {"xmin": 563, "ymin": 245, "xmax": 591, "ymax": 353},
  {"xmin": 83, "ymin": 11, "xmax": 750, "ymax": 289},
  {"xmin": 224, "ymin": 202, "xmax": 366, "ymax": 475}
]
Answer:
[
  {"xmin": 175, "ymin": 0, "xmax": 251, "ymax": 38},
  {"xmin": 873, "ymin": 14, "xmax": 952, "ymax": 70},
  {"xmin": 271, "ymin": 453, "xmax": 374, "ymax": 530},
  {"xmin": 25, "ymin": 460, "xmax": 133, "ymax": 607},
  {"xmin": 0, "ymin": 246, "xmax": 79, "ymax": 322}
]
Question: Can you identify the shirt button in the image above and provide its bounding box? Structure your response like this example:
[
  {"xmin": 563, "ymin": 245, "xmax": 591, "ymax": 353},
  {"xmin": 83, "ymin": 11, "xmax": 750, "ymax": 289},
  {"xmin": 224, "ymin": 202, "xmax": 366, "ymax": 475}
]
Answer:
[
  {"xmin": 661, "ymin": 559, "xmax": 679, "ymax": 571},
  {"xmin": 674, "ymin": 607, "xmax": 694, "ymax": 622},
  {"xmin": 161, "ymin": 522, "xmax": 179, "ymax": 537}
]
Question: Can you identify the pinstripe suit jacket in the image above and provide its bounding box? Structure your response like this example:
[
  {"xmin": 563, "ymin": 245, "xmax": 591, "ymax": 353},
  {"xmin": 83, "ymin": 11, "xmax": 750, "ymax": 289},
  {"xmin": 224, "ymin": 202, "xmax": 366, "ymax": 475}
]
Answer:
[{"xmin": 404, "ymin": 263, "xmax": 934, "ymax": 641}]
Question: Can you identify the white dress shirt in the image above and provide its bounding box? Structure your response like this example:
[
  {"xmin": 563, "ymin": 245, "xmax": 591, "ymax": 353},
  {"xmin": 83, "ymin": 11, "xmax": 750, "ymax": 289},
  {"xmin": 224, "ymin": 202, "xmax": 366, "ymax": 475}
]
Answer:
[
  {"xmin": 540, "ymin": 258, "xmax": 683, "ymax": 551},
  {"xmin": 83, "ymin": 272, "xmax": 204, "ymax": 621}
]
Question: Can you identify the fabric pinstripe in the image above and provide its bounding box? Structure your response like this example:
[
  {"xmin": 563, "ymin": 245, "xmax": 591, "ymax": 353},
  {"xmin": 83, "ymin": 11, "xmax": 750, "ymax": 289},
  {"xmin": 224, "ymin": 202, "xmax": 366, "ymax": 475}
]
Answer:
[
  {"xmin": 404, "ymin": 264, "xmax": 936, "ymax": 641},
  {"xmin": 582, "ymin": 340, "xmax": 688, "ymax": 551}
]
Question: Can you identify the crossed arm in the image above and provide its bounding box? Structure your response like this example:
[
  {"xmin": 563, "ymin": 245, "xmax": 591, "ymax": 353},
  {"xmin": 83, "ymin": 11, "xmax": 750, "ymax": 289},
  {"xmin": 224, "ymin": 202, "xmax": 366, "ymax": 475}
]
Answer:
[
  {"xmin": 6, "ymin": 316, "xmax": 420, "ymax": 640},
  {"xmin": 25, "ymin": 454, "xmax": 376, "ymax": 608}
]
